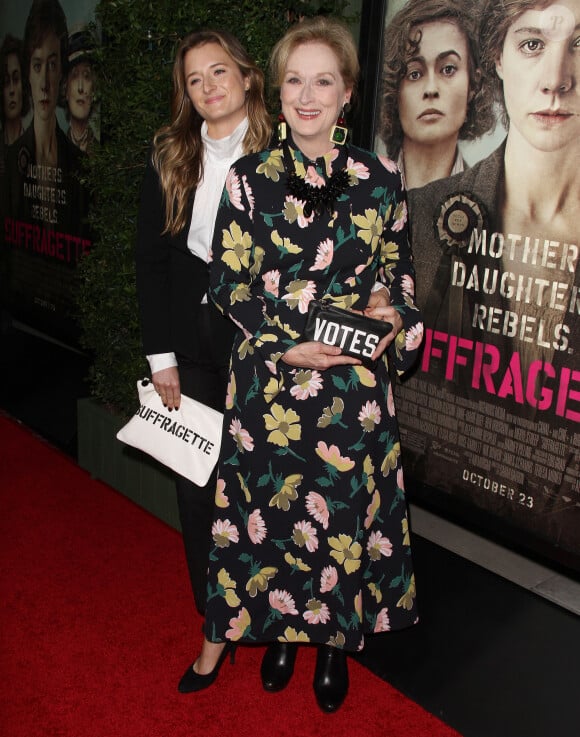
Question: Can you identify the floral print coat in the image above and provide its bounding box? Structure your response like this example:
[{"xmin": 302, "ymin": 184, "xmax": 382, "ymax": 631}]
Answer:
[{"xmin": 204, "ymin": 140, "xmax": 423, "ymax": 651}]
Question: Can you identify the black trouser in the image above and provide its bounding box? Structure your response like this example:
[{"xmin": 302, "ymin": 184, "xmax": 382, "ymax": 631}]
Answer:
[{"xmin": 174, "ymin": 305, "xmax": 232, "ymax": 615}]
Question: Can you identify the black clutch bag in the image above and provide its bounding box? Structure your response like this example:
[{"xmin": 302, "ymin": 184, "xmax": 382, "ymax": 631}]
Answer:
[{"xmin": 303, "ymin": 299, "xmax": 392, "ymax": 370}]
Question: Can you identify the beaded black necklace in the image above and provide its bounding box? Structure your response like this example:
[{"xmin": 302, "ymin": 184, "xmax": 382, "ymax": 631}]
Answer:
[{"xmin": 282, "ymin": 140, "xmax": 351, "ymax": 218}]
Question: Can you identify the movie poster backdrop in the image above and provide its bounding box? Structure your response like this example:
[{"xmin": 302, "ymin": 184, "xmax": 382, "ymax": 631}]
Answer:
[
  {"xmin": 0, "ymin": 0, "xmax": 99, "ymax": 343},
  {"xmin": 368, "ymin": 0, "xmax": 579, "ymax": 566}
]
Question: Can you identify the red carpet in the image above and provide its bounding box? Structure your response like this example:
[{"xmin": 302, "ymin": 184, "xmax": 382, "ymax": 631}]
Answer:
[{"xmin": 0, "ymin": 413, "xmax": 461, "ymax": 737}]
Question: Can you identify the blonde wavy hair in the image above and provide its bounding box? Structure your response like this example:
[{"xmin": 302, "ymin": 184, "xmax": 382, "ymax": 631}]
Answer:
[{"xmin": 152, "ymin": 29, "xmax": 271, "ymax": 236}]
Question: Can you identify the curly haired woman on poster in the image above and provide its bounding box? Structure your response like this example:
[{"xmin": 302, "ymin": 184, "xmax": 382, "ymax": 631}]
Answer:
[{"xmin": 379, "ymin": 0, "xmax": 495, "ymax": 189}]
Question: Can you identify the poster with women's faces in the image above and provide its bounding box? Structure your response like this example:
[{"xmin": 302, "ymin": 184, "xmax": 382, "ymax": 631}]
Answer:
[
  {"xmin": 366, "ymin": 0, "xmax": 580, "ymax": 568},
  {"xmin": 0, "ymin": 0, "xmax": 99, "ymax": 344}
]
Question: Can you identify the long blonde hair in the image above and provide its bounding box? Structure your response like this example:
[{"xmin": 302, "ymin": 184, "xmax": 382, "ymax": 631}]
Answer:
[{"xmin": 152, "ymin": 29, "xmax": 271, "ymax": 236}]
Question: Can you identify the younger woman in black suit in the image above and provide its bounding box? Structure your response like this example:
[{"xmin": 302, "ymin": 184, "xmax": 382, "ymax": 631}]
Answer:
[{"xmin": 135, "ymin": 29, "xmax": 271, "ymax": 690}]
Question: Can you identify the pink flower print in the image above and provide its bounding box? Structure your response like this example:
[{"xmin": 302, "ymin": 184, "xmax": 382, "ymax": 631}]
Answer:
[
  {"xmin": 392, "ymin": 200, "xmax": 408, "ymax": 232},
  {"xmin": 397, "ymin": 468, "xmax": 405, "ymax": 492},
  {"xmin": 229, "ymin": 418, "xmax": 255, "ymax": 452},
  {"xmin": 303, "ymin": 599, "xmax": 331, "ymax": 625},
  {"xmin": 346, "ymin": 157, "xmax": 370, "ymax": 181},
  {"xmin": 315, "ymin": 441, "xmax": 355, "ymax": 471},
  {"xmin": 248, "ymin": 509, "xmax": 267, "ymax": 544},
  {"xmin": 284, "ymin": 195, "xmax": 316, "ymax": 229},
  {"xmin": 212, "ymin": 518, "xmax": 240, "ymax": 547},
  {"xmin": 242, "ymin": 174, "xmax": 254, "ymax": 219},
  {"xmin": 269, "ymin": 589, "xmax": 298, "ymax": 615},
  {"xmin": 405, "ymin": 322, "xmax": 424, "ymax": 352},
  {"xmin": 290, "ymin": 369, "xmax": 323, "ymax": 400},
  {"xmin": 215, "ymin": 478, "xmax": 229, "ymax": 508},
  {"xmin": 226, "ymin": 607, "xmax": 251, "ymax": 640},
  {"xmin": 305, "ymin": 165, "xmax": 325, "ymax": 188},
  {"xmin": 292, "ymin": 520, "xmax": 319, "ymax": 553},
  {"xmin": 226, "ymin": 167, "xmax": 244, "ymax": 210},
  {"xmin": 378, "ymin": 154, "xmax": 399, "ymax": 174},
  {"xmin": 374, "ymin": 607, "xmax": 391, "ymax": 633},
  {"xmin": 320, "ymin": 565, "xmax": 339, "ymax": 593},
  {"xmin": 386, "ymin": 383, "xmax": 395, "ymax": 418},
  {"xmin": 282, "ymin": 280, "xmax": 317, "ymax": 314},
  {"xmin": 401, "ymin": 274, "xmax": 415, "ymax": 297},
  {"xmin": 262, "ymin": 269, "xmax": 281, "ymax": 297},
  {"xmin": 364, "ymin": 490, "xmax": 380, "ymax": 529},
  {"xmin": 358, "ymin": 400, "xmax": 381, "ymax": 431},
  {"xmin": 305, "ymin": 491, "xmax": 330, "ymax": 530},
  {"xmin": 309, "ymin": 238, "xmax": 334, "ymax": 271},
  {"xmin": 367, "ymin": 530, "xmax": 394, "ymax": 560}
]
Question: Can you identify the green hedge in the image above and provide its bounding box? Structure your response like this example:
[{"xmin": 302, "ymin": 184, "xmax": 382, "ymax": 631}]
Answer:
[{"xmin": 77, "ymin": 0, "xmax": 358, "ymax": 417}]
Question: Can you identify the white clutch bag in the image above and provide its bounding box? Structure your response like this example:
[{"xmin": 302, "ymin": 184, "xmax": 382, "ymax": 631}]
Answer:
[{"xmin": 116, "ymin": 379, "xmax": 223, "ymax": 486}]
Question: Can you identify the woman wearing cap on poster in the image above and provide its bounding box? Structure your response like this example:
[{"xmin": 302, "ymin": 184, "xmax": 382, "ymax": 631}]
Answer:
[
  {"xmin": 63, "ymin": 27, "xmax": 97, "ymax": 153},
  {"xmin": 1, "ymin": 35, "xmax": 30, "ymax": 148},
  {"xmin": 3, "ymin": 0, "xmax": 87, "ymax": 235},
  {"xmin": 379, "ymin": 0, "xmax": 495, "ymax": 190}
]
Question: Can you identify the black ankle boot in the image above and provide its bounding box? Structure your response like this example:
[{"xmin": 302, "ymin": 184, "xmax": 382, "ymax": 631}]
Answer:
[
  {"xmin": 260, "ymin": 642, "xmax": 298, "ymax": 692},
  {"xmin": 313, "ymin": 645, "xmax": 349, "ymax": 712}
]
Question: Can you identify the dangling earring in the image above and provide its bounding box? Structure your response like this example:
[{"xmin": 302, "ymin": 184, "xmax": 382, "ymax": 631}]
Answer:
[
  {"xmin": 330, "ymin": 105, "xmax": 348, "ymax": 145},
  {"xmin": 277, "ymin": 112, "xmax": 287, "ymax": 144}
]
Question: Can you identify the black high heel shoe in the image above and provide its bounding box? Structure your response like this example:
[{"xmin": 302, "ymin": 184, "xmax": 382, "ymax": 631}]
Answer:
[
  {"xmin": 313, "ymin": 644, "xmax": 349, "ymax": 713},
  {"xmin": 260, "ymin": 642, "xmax": 298, "ymax": 692},
  {"xmin": 178, "ymin": 642, "xmax": 236, "ymax": 693}
]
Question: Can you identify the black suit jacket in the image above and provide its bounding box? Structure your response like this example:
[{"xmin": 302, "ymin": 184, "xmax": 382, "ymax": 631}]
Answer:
[{"xmin": 135, "ymin": 151, "xmax": 235, "ymax": 362}]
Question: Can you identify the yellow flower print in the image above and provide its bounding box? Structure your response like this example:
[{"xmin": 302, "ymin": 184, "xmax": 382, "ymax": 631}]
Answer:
[
  {"xmin": 316, "ymin": 441, "xmax": 355, "ymax": 472},
  {"xmin": 381, "ymin": 239, "xmax": 400, "ymax": 263},
  {"xmin": 246, "ymin": 566, "xmax": 277, "ymax": 597},
  {"xmin": 317, "ymin": 397, "xmax": 345, "ymax": 429},
  {"xmin": 249, "ymin": 245, "xmax": 264, "ymax": 278},
  {"xmin": 278, "ymin": 626, "xmax": 310, "ymax": 643},
  {"xmin": 363, "ymin": 454, "xmax": 376, "ymax": 495},
  {"xmin": 353, "ymin": 365, "xmax": 377, "ymax": 387},
  {"xmin": 229, "ymin": 283, "xmax": 251, "ymax": 305},
  {"xmin": 226, "ymin": 607, "xmax": 252, "ymax": 640},
  {"xmin": 368, "ymin": 581, "xmax": 383, "ymax": 604},
  {"xmin": 381, "ymin": 439, "xmax": 401, "ymax": 477},
  {"xmin": 237, "ymin": 337, "xmax": 254, "ymax": 360},
  {"xmin": 352, "ymin": 208, "xmax": 384, "ymax": 248},
  {"xmin": 284, "ymin": 551, "xmax": 312, "ymax": 572},
  {"xmin": 354, "ymin": 590, "xmax": 363, "ymax": 623},
  {"xmin": 264, "ymin": 313, "xmax": 301, "ymax": 341},
  {"xmin": 217, "ymin": 568, "xmax": 241, "ymax": 608},
  {"xmin": 327, "ymin": 631, "xmax": 346, "ymax": 648},
  {"xmin": 269, "ymin": 473, "xmax": 301, "ymax": 511},
  {"xmin": 397, "ymin": 574, "xmax": 416, "ymax": 611},
  {"xmin": 225, "ymin": 373, "xmax": 236, "ymax": 411},
  {"xmin": 236, "ymin": 472, "xmax": 252, "ymax": 503},
  {"xmin": 221, "ymin": 221, "xmax": 252, "ymax": 272},
  {"xmin": 255, "ymin": 333, "xmax": 279, "ymax": 349},
  {"xmin": 271, "ymin": 229, "xmax": 303, "ymax": 255},
  {"xmin": 402, "ymin": 516, "xmax": 410, "ymax": 547},
  {"xmin": 264, "ymin": 376, "xmax": 284, "ymax": 404},
  {"xmin": 264, "ymin": 403, "xmax": 301, "ymax": 447},
  {"xmin": 364, "ymin": 489, "xmax": 380, "ymax": 529},
  {"xmin": 256, "ymin": 150, "xmax": 285, "ymax": 181},
  {"xmin": 328, "ymin": 534, "xmax": 362, "ymax": 574}
]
